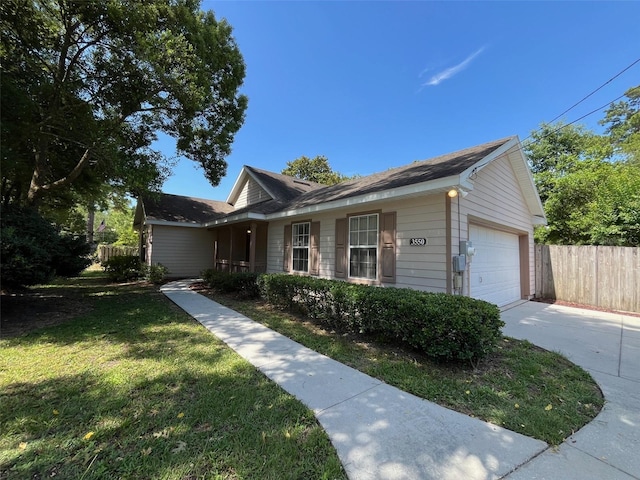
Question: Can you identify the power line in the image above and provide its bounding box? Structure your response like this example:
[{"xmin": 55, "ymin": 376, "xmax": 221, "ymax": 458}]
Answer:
[
  {"xmin": 546, "ymin": 57, "xmax": 640, "ymax": 125},
  {"xmin": 469, "ymin": 90, "xmax": 632, "ymax": 177}
]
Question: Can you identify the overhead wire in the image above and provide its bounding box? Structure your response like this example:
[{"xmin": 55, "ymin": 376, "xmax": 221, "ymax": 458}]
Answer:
[
  {"xmin": 545, "ymin": 57, "xmax": 640, "ymax": 125},
  {"xmin": 469, "ymin": 57, "xmax": 640, "ymax": 174}
]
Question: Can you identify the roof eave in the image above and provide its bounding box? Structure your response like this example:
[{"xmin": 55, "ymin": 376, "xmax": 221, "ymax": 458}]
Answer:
[
  {"xmin": 203, "ymin": 211, "xmax": 268, "ymax": 228},
  {"xmin": 266, "ymin": 175, "xmax": 466, "ymax": 220},
  {"xmin": 143, "ymin": 219, "xmax": 203, "ymax": 228}
]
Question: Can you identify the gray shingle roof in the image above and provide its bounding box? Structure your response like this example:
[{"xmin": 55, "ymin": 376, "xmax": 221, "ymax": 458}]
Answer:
[
  {"xmin": 285, "ymin": 136, "xmax": 514, "ymax": 210},
  {"xmin": 142, "ymin": 193, "xmax": 234, "ymax": 223},
  {"xmin": 243, "ymin": 166, "xmax": 325, "ymax": 202},
  {"xmin": 141, "ymin": 137, "xmax": 516, "ymax": 224}
]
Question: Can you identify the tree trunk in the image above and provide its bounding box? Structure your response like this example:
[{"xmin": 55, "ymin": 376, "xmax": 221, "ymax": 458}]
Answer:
[{"xmin": 87, "ymin": 208, "xmax": 95, "ymax": 244}]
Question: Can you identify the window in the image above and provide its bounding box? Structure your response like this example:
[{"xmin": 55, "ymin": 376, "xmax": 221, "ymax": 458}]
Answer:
[
  {"xmin": 292, "ymin": 222, "xmax": 310, "ymax": 272},
  {"xmin": 349, "ymin": 214, "xmax": 378, "ymax": 279}
]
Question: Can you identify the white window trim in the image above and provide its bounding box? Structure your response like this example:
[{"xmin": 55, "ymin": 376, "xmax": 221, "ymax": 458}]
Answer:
[
  {"xmin": 348, "ymin": 213, "xmax": 379, "ymax": 280},
  {"xmin": 292, "ymin": 221, "xmax": 310, "ymax": 273}
]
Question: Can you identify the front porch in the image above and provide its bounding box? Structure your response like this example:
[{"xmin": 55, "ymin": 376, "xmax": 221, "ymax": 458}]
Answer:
[{"xmin": 212, "ymin": 221, "xmax": 268, "ymax": 273}]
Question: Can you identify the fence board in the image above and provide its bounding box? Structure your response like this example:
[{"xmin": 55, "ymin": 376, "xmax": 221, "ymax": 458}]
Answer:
[
  {"xmin": 98, "ymin": 245, "xmax": 139, "ymax": 263},
  {"xmin": 535, "ymin": 245, "xmax": 639, "ymax": 313}
]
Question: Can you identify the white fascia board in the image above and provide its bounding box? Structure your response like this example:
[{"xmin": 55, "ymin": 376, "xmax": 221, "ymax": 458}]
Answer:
[
  {"xmin": 266, "ymin": 175, "xmax": 464, "ymax": 220},
  {"xmin": 203, "ymin": 211, "xmax": 267, "ymax": 228},
  {"xmin": 144, "ymin": 219, "xmax": 203, "ymax": 228},
  {"xmin": 459, "ymin": 136, "xmax": 519, "ymax": 182},
  {"xmin": 225, "ymin": 166, "xmax": 250, "ymax": 204},
  {"xmin": 532, "ymin": 215, "xmax": 547, "ymax": 226}
]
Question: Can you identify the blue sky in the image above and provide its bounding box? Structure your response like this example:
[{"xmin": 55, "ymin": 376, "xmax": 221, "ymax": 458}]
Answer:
[{"xmin": 160, "ymin": 1, "xmax": 640, "ymax": 200}]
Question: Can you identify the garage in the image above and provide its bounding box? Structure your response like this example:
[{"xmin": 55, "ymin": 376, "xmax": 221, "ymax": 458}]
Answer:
[{"xmin": 469, "ymin": 224, "xmax": 521, "ymax": 307}]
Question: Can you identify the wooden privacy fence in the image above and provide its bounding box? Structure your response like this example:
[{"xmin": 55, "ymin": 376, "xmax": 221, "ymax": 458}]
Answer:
[
  {"xmin": 97, "ymin": 245, "xmax": 139, "ymax": 263},
  {"xmin": 535, "ymin": 245, "xmax": 639, "ymax": 313}
]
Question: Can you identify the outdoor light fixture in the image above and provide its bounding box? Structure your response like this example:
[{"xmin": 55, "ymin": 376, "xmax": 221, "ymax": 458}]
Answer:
[{"xmin": 448, "ymin": 188, "xmax": 469, "ymax": 198}]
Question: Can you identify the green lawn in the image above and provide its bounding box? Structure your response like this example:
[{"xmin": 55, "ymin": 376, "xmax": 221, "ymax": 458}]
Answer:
[
  {"xmin": 0, "ymin": 275, "xmax": 345, "ymax": 480},
  {"xmin": 0, "ymin": 273, "xmax": 605, "ymax": 480},
  {"xmin": 212, "ymin": 292, "xmax": 604, "ymax": 446}
]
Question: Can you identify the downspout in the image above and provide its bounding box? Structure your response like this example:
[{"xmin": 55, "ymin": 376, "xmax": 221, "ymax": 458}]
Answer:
[{"xmin": 445, "ymin": 193, "xmax": 452, "ymax": 294}]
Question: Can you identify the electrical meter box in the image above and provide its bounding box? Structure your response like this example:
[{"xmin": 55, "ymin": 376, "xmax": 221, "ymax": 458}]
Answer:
[
  {"xmin": 453, "ymin": 255, "xmax": 466, "ymax": 272},
  {"xmin": 460, "ymin": 240, "xmax": 475, "ymax": 257}
]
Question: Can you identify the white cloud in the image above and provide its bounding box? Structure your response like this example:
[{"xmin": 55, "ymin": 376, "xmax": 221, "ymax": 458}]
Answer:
[{"xmin": 421, "ymin": 46, "xmax": 486, "ymax": 87}]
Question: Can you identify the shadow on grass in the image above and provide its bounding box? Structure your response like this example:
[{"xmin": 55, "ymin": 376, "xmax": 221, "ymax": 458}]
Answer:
[{"xmin": 1, "ymin": 277, "xmax": 345, "ymax": 479}]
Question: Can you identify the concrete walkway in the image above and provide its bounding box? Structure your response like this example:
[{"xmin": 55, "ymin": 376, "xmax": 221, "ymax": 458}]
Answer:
[
  {"xmin": 161, "ymin": 280, "xmax": 638, "ymax": 479},
  {"xmin": 500, "ymin": 301, "xmax": 640, "ymax": 480}
]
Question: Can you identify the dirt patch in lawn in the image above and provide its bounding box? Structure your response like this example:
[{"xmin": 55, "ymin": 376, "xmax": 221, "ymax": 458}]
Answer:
[{"xmin": 0, "ymin": 288, "xmax": 93, "ymax": 339}]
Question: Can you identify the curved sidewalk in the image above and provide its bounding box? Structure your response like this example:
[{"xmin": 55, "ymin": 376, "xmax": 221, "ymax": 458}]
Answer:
[
  {"xmin": 161, "ymin": 280, "xmax": 546, "ymax": 480},
  {"xmin": 501, "ymin": 301, "xmax": 640, "ymax": 480}
]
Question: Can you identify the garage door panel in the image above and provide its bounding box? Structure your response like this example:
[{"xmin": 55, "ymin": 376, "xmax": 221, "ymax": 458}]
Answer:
[{"xmin": 469, "ymin": 225, "xmax": 521, "ymax": 307}]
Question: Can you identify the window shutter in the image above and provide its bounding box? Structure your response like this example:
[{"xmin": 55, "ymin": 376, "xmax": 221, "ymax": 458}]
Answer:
[
  {"xmin": 381, "ymin": 212, "xmax": 396, "ymax": 283},
  {"xmin": 335, "ymin": 218, "xmax": 347, "ymax": 278},
  {"xmin": 310, "ymin": 221, "xmax": 320, "ymax": 275},
  {"xmin": 283, "ymin": 224, "xmax": 292, "ymax": 272}
]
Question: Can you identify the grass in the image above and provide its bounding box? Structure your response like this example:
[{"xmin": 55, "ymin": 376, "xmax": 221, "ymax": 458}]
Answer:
[
  {"xmin": 211, "ymin": 292, "xmax": 604, "ymax": 446},
  {"xmin": 0, "ymin": 274, "xmax": 346, "ymax": 480}
]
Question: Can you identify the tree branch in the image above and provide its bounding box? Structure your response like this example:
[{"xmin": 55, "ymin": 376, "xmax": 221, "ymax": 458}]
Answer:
[{"xmin": 28, "ymin": 146, "xmax": 93, "ymax": 203}]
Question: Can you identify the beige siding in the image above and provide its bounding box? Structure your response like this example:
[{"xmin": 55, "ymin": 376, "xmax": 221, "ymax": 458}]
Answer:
[
  {"xmin": 267, "ymin": 195, "xmax": 449, "ymax": 293},
  {"xmin": 266, "ymin": 155, "xmax": 536, "ymax": 298},
  {"xmin": 149, "ymin": 225, "xmax": 215, "ymax": 278},
  {"xmin": 460, "ymin": 156, "xmax": 535, "ymax": 298},
  {"xmin": 234, "ymin": 177, "xmax": 269, "ymax": 209}
]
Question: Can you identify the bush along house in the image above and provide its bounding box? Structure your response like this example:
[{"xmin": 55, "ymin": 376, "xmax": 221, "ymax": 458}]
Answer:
[{"xmin": 134, "ymin": 136, "xmax": 546, "ymax": 307}]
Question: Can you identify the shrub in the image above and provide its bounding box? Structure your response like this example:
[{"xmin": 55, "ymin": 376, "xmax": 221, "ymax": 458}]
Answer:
[
  {"xmin": 201, "ymin": 269, "xmax": 260, "ymax": 298},
  {"xmin": 51, "ymin": 234, "xmax": 92, "ymax": 277},
  {"xmin": 256, "ymin": 274, "xmax": 503, "ymax": 363},
  {"xmin": 0, "ymin": 205, "xmax": 91, "ymax": 288},
  {"xmin": 145, "ymin": 263, "xmax": 170, "ymax": 284},
  {"xmin": 102, "ymin": 255, "xmax": 144, "ymax": 282}
]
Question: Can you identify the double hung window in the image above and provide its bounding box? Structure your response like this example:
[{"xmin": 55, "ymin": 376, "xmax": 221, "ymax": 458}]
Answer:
[
  {"xmin": 349, "ymin": 214, "xmax": 378, "ymax": 279},
  {"xmin": 292, "ymin": 222, "xmax": 310, "ymax": 272}
]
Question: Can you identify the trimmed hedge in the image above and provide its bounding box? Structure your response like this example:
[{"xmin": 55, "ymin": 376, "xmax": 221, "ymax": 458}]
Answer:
[
  {"xmin": 257, "ymin": 274, "xmax": 503, "ymax": 363},
  {"xmin": 200, "ymin": 271, "xmax": 503, "ymax": 363},
  {"xmin": 201, "ymin": 269, "xmax": 261, "ymax": 299}
]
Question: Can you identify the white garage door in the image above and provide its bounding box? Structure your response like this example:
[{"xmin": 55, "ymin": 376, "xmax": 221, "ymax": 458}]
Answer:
[{"xmin": 469, "ymin": 225, "xmax": 521, "ymax": 307}]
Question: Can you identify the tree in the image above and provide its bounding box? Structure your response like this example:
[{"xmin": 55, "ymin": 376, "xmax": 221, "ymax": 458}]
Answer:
[
  {"xmin": 524, "ymin": 122, "xmax": 612, "ymax": 204},
  {"xmin": 0, "ymin": 0, "xmax": 247, "ymax": 210},
  {"xmin": 281, "ymin": 155, "xmax": 354, "ymax": 186},
  {"xmin": 524, "ymin": 120, "xmax": 639, "ymax": 246},
  {"xmin": 600, "ymin": 85, "xmax": 640, "ymax": 164}
]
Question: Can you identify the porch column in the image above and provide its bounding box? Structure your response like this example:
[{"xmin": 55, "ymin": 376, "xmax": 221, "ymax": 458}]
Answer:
[
  {"xmin": 229, "ymin": 226, "xmax": 234, "ymax": 273},
  {"xmin": 249, "ymin": 222, "xmax": 257, "ymax": 272}
]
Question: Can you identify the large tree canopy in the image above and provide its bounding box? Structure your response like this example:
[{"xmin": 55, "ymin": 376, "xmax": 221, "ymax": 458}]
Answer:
[
  {"xmin": 281, "ymin": 155, "xmax": 354, "ymax": 185},
  {"xmin": 1, "ymin": 0, "xmax": 247, "ymax": 209}
]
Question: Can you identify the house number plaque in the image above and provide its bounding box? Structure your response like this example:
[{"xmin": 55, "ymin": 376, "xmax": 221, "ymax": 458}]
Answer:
[{"xmin": 409, "ymin": 238, "xmax": 427, "ymax": 246}]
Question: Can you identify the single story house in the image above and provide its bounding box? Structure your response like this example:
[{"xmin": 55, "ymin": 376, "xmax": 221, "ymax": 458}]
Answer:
[{"xmin": 134, "ymin": 136, "xmax": 546, "ymax": 307}]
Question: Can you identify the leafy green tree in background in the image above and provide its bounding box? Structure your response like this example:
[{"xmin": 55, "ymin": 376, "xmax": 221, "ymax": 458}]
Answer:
[
  {"xmin": 1, "ymin": 0, "xmax": 247, "ymax": 211},
  {"xmin": 525, "ymin": 85, "xmax": 639, "ymax": 246},
  {"xmin": 281, "ymin": 155, "xmax": 354, "ymax": 185},
  {"xmin": 600, "ymin": 85, "xmax": 640, "ymax": 164},
  {"xmin": 94, "ymin": 202, "xmax": 139, "ymax": 246}
]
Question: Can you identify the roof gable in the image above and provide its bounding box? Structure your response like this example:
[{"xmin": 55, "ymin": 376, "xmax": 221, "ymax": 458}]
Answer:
[{"xmin": 226, "ymin": 166, "xmax": 324, "ymax": 206}]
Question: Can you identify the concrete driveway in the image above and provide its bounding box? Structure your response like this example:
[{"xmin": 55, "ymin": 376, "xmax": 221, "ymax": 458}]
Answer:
[{"xmin": 500, "ymin": 301, "xmax": 640, "ymax": 480}]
